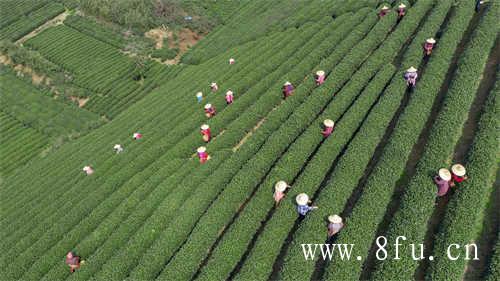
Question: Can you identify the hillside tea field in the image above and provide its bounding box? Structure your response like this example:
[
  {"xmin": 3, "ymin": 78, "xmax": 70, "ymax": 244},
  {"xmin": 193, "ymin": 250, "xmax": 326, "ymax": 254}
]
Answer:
[{"xmin": 0, "ymin": 0, "xmax": 498, "ymax": 280}]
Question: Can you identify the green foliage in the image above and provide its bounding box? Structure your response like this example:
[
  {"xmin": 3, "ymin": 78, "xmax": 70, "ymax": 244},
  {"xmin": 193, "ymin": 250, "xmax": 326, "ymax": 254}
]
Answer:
[
  {"xmin": 0, "ymin": 2, "xmax": 65, "ymax": 41},
  {"xmin": 150, "ymin": 47, "xmax": 178, "ymax": 60},
  {"xmin": 0, "ymin": 68, "xmax": 103, "ymax": 137},
  {"xmin": 371, "ymin": 1, "xmax": 499, "ymax": 279}
]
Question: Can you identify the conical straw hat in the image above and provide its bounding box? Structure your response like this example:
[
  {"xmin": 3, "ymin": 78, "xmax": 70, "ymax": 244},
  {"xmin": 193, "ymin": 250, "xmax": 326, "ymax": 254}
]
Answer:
[
  {"xmin": 275, "ymin": 181, "xmax": 288, "ymax": 192},
  {"xmin": 226, "ymin": 90, "xmax": 233, "ymax": 96},
  {"xmin": 399, "ymin": 3, "xmax": 406, "ymax": 8},
  {"xmin": 296, "ymin": 193, "xmax": 309, "ymax": 205},
  {"xmin": 197, "ymin": 146, "xmax": 206, "ymax": 153},
  {"xmin": 426, "ymin": 38, "xmax": 436, "ymax": 44},
  {"xmin": 382, "ymin": 5, "xmax": 389, "ymax": 10},
  {"xmin": 316, "ymin": 70, "xmax": 325, "ymax": 76},
  {"xmin": 284, "ymin": 81, "xmax": 291, "ymax": 86},
  {"xmin": 201, "ymin": 124, "xmax": 209, "ymax": 130},
  {"xmin": 451, "ymin": 164, "xmax": 466, "ymax": 176},
  {"xmin": 196, "ymin": 92, "xmax": 203, "ymax": 97},
  {"xmin": 204, "ymin": 103, "xmax": 212, "ymax": 109},
  {"xmin": 211, "ymin": 82, "xmax": 217, "ymax": 87},
  {"xmin": 407, "ymin": 66, "xmax": 417, "ymax": 72},
  {"xmin": 328, "ymin": 215, "xmax": 342, "ymax": 224},
  {"xmin": 439, "ymin": 168, "xmax": 452, "ymax": 181},
  {"xmin": 323, "ymin": 119, "xmax": 334, "ymax": 127}
]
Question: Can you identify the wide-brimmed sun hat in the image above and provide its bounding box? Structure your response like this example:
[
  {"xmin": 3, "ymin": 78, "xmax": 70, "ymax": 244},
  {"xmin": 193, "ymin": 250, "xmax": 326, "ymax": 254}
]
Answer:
[
  {"xmin": 407, "ymin": 66, "xmax": 418, "ymax": 72},
  {"xmin": 328, "ymin": 215, "xmax": 342, "ymax": 224},
  {"xmin": 426, "ymin": 38, "xmax": 436, "ymax": 44},
  {"xmin": 196, "ymin": 92, "xmax": 203, "ymax": 97},
  {"xmin": 438, "ymin": 168, "xmax": 452, "ymax": 181},
  {"xmin": 451, "ymin": 164, "xmax": 466, "ymax": 176},
  {"xmin": 323, "ymin": 119, "xmax": 334, "ymax": 127},
  {"xmin": 399, "ymin": 3, "xmax": 406, "ymax": 8},
  {"xmin": 284, "ymin": 81, "xmax": 291, "ymax": 86},
  {"xmin": 275, "ymin": 181, "xmax": 288, "ymax": 192},
  {"xmin": 211, "ymin": 82, "xmax": 217, "ymax": 87},
  {"xmin": 316, "ymin": 70, "xmax": 325, "ymax": 76},
  {"xmin": 296, "ymin": 193, "xmax": 309, "ymax": 205},
  {"xmin": 197, "ymin": 146, "xmax": 206, "ymax": 153},
  {"xmin": 201, "ymin": 124, "xmax": 209, "ymax": 130},
  {"xmin": 226, "ymin": 91, "xmax": 233, "ymax": 96},
  {"xmin": 204, "ymin": 103, "xmax": 212, "ymax": 109},
  {"xmin": 381, "ymin": 5, "xmax": 389, "ymax": 10}
]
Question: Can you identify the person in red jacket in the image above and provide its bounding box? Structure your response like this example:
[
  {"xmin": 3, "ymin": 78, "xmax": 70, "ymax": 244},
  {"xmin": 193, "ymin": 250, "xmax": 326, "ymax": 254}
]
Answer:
[
  {"xmin": 65, "ymin": 252, "xmax": 81, "ymax": 273},
  {"xmin": 397, "ymin": 3, "xmax": 406, "ymax": 20},
  {"xmin": 204, "ymin": 103, "xmax": 216, "ymax": 118},
  {"xmin": 322, "ymin": 119, "xmax": 335, "ymax": 138},
  {"xmin": 423, "ymin": 38, "xmax": 436, "ymax": 56},
  {"xmin": 451, "ymin": 164, "xmax": 468, "ymax": 187},
  {"xmin": 197, "ymin": 146, "xmax": 210, "ymax": 163},
  {"xmin": 283, "ymin": 81, "xmax": 294, "ymax": 99},
  {"xmin": 379, "ymin": 6, "xmax": 390, "ymax": 17},
  {"xmin": 200, "ymin": 124, "xmax": 211, "ymax": 142}
]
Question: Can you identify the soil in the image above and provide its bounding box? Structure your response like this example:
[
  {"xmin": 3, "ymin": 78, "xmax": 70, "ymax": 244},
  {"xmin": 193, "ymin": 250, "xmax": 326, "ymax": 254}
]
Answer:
[
  {"xmin": 16, "ymin": 11, "xmax": 69, "ymax": 44},
  {"xmin": 145, "ymin": 27, "xmax": 169, "ymax": 49},
  {"xmin": 70, "ymin": 96, "xmax": 90, "ymax": 108}
]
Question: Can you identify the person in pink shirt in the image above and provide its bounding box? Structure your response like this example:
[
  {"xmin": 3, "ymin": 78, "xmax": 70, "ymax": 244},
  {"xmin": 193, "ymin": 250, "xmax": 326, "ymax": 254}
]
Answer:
[
  {"xmin": 273, "ymin": 180, "xmax": 290, "ymax": 206},
  {"xmin": 397, "ymin": 3, "xmax": 406, "ymax": 21},
  {"xmin": 225, "ymin": 90, "xmax": 234, "ymax": 104},
  {"xmin": 200, "ymin": 124, "xmax": 211, "ymax": 142},
  {"xmin": 133, "ymin": 132, "xmax": 142, "ymax": 140},
  {"xmin": 434, "ymin": 168, "xmax": 452, "ymax": 197},
  {"xmin": 229, "ymin": 58, "xmax": 235, "ymax": 65},
  {"xmin": 322, "ymin": 119, "xmax": 335, "ymax": 138},
  {"xmin": 197, "ymin": 146, "xmax": 210, "ymax": 164},
  {"xmin": 82, "ymin": 166, "xmax": 94, "ymax": 175},
  {"xmin": 315, "ymin": 70, "xmax": 325, "ymax": 86},
  {"xmin": 379, "ymin": 6, "xmax": 390, "ymax": 17},
  {"xmin": 327, "ymin": 215, "xmax": 344, "ymax": 238}
]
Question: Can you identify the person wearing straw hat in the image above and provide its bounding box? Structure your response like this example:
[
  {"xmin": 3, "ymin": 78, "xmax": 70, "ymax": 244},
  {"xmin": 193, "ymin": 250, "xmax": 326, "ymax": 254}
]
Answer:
[
  {"xmin": 65, "ymin": 251, "xmax": 82, "ymax": 273},
  {"xmin": 200, "ymin": 124, "xmax": 211, "ymax": 142},
  {"xmin": 296, "ymin": 193, "xmax": 318, "ymax": 216},
  {"xmin": 327, "ymin": 215, "xmax": 344, "ymax": 238},
  {"xmin": 434, "ymin": 168, "xmax": 452, "ymax": 196},
  {"xmin": 273, "ymin": 180, "xmax": 291, "ymax": 205},
  {"xmin": 210, "ymin": 82, "xmax": 218, "ymax": 92},
  {"xmin": 451, "ymin": 164, "xmax": 468, "ymax": 186},
  {"xmin": 204, "ymin": 103, "xmax": 216, "ymax": 118},
  {"xmin": 322, "ymin": 119, "xmax": 335, "ymax": 138},
  {"xmin": 113, "ymin": 144, "xmax": 124, "ymax": 154},
  {"xmin": 225, "ymin": 90, "xmax": 234, "ymax": 104},
  {"xmin": 404, "ymin": 67, "xmax": 418, "ymax": 88},
  {"xmin": 229, "ymin": 58, "xmax": 235, "ymax": 65},
  {"xmin": 423, "ymin": 38, "xmax": 436, "ymax": 56},
  {"xmin": 196, "ymin": 92, "xmax": 203, "ymax": 103},
  {"xmin": 133, "ymin": 132, "xmax": 142, "ymax": 140},
  {"xmin": 82, "ymin": 165, "xmax": 94, "ymax": 175},
  {"xmin": 315, "ymin": 70, "xmax": 325, "ymax": 86},
  {"xmin": 379, "ymin": 5, "xmax": 390, "ymax": 17},
  {"xmin": 282, "ymin": 81, "xmax": 294, "ymax": 99},
  {"xmin": 397, "ymin": 3, "xmax": 406, "ymax": 20},
  {"xmin": 197, "ymin": 146, "xmax": 210, "ymax": 164}
]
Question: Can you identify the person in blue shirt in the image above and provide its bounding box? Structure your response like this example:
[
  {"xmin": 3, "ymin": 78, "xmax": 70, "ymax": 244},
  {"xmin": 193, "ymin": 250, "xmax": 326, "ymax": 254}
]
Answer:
[{"xmin": 296, "ymin": 193, "xmax": 318, "ymax": 216}]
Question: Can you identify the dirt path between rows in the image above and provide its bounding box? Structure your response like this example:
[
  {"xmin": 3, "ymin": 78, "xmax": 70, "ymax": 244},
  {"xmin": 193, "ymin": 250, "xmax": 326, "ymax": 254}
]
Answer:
[{"xmin": 16, "ymin": 10, "xmax": 69, "ymax": 45}]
